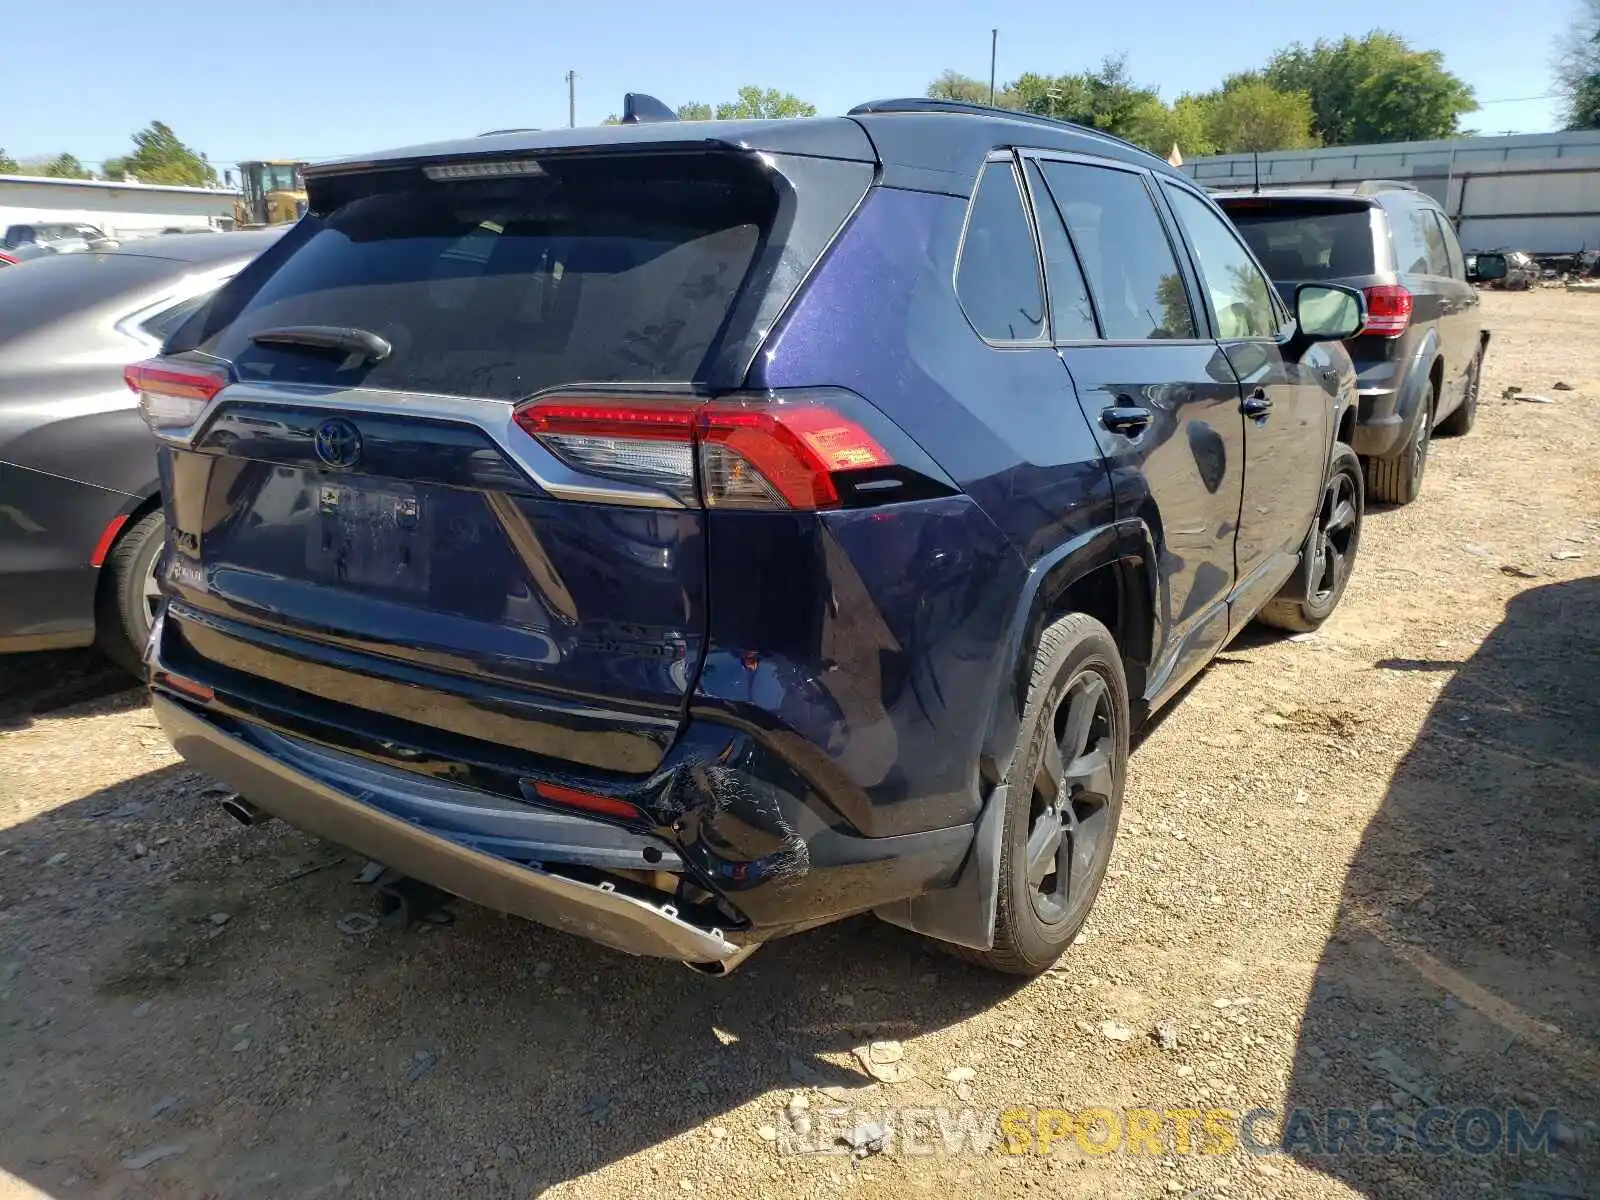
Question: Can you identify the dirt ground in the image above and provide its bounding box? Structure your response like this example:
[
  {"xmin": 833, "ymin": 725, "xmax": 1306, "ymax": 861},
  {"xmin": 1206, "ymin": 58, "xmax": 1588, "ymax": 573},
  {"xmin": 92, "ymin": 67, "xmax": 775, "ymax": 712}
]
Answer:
[{"xmin": 1, "ymin": 290, "xmax": 1596, "ymax": 1200}]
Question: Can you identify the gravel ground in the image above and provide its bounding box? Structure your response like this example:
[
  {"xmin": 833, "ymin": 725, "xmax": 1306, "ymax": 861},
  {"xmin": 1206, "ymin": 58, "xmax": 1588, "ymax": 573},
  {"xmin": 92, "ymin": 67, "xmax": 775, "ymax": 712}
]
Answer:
[{"xmin": 0, "ymin": 290, "xmax": 1596, "ymax": 1200}]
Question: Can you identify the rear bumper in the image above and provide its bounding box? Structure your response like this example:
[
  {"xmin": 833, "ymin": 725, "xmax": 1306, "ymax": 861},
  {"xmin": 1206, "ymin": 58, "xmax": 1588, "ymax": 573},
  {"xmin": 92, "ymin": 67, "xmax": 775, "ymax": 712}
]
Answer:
[
  {"xmin": 151, "ymin": 692, "xmax": 749, "ymax": 964},
  {"xmin": 151, "ymin": 601, "xmax": 979, "ymax": 949}
]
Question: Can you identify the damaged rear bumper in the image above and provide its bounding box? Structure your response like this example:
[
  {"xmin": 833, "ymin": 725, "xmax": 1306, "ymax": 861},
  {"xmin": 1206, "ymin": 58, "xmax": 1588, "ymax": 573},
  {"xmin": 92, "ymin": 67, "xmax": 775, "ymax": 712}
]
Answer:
[{"xmin": 151, "ymin": 693, "xmax": 748, "ymax": 964}]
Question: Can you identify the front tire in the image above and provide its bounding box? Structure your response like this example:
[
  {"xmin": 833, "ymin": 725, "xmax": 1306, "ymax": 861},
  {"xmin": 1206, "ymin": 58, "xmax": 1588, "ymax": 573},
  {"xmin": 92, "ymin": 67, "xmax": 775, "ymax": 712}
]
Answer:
[
  {"xmin": 96, "ymin": 510, "xmax": 164, "ymax": 677},
  {"xmin": 1258, "ymin": 443, "xmax": 1364, "ymax": 634},
  {"xmin": 950, "ymin": 613, "xmax": 1128, "ymax": 976},
  {"xmin": 1366, "ymin": 381, "xmax": 1434, "ymax": 505}
]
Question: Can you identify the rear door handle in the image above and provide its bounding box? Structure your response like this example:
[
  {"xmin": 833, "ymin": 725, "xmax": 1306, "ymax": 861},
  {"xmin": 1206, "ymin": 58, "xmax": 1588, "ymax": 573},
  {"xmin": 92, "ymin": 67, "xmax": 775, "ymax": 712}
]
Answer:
[
  {"xmin": 1241, "ymin": 390, "xmax": 1273, "ymax": 419},
  {"xmin": 1101, "ymin": 405, "xmax": 1152, "ymax": 436}
]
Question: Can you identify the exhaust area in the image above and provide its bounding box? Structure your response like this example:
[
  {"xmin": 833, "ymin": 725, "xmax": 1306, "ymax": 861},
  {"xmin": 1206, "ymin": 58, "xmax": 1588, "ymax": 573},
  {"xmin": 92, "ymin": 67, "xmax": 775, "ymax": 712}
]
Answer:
[
  {"xmin": 683, "ymin": 942, "xmax": 762, "ymax": 977},
  {"xmin": 219, "ymin": 793, "xmax": 274, "ymax": 826}
]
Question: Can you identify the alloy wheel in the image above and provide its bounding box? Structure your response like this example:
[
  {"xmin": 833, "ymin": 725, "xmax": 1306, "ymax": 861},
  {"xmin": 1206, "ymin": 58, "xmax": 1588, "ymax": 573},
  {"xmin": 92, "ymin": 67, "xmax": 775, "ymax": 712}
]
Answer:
[
  {"xmin": 1026, "ymin": 670, "xmax": 1118, "ymax": 925},
  {"xmin": 139, "ymin": 553, "xmax": 162, "ymax": 632},
  {"xmin": 1412, "ymin": 407, "xmax": 1432, "ymax": 485},
  {"xmin": 1310, "ymin": 466, "xmax": 1359, "ymax": 606}
]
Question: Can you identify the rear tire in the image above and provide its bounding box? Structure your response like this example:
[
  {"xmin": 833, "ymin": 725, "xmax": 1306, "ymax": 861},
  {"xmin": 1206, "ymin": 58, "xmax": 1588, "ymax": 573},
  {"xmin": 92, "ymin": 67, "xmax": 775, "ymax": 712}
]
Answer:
[
  {"xmin": 1258, "ymin": 444, "xmax": 1364, "ymax": 634},
  {"xmin": 947, "ymin": 613, "xmax": 1128, "ymax": 976},
  {"xmin": 1365, "ymin": 381, "xmax": 1434, "ymax": 505},
  {"xmin": 96, "ymin": 510, "xmax": 164, "ymax": 677},
  {"xmin": 1436, "ymin": 350, "xmax": 1481, "ymax": 437}
]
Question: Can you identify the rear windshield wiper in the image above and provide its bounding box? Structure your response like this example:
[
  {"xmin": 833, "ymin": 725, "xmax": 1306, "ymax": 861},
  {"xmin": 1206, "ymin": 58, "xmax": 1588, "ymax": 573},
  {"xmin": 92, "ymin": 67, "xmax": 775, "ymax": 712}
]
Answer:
[{"xmin": 248, "ymin": 325, "xmax": 392, "ymax": 370}]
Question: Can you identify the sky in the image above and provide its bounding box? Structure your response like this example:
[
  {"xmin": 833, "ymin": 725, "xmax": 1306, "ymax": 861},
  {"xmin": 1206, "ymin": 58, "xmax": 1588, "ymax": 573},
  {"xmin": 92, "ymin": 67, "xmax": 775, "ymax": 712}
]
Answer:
[{"xmin": 0, "ymin": 0, "xmax": 1578, "ymax": 170}]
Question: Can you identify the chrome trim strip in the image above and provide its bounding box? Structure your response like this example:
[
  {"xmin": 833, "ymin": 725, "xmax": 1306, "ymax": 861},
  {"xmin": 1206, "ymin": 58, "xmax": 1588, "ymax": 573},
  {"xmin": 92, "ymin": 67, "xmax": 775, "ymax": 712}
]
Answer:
[
  {"xmin": 159, "ymin": 380, "xmax": 691, "ymax": 510},
  {"xmin": 113, "ymin": 262, "xmax": 252, "ymax": 351}
]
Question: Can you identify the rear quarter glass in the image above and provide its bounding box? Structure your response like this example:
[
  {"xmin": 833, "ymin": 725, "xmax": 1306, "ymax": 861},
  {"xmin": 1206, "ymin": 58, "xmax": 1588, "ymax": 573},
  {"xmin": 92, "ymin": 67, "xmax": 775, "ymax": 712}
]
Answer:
[{"xmin": 191, "ymin": 154, "xmax": 782, "ymax": 399}]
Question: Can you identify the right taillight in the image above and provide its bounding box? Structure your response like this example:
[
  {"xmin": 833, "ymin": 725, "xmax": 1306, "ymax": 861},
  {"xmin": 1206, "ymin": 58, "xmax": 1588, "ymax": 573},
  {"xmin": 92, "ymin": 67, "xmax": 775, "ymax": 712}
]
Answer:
[
  {"xmin": 126, "ymin": 358, "xmax": 230, "ymax": 437},
  {"xmin": 1362, "ymin": 285, "xmax": 1413, "ymax": 337},
  {"xmin": 513, "ymin": 390, "xmax": 895, "ymax": 510}
]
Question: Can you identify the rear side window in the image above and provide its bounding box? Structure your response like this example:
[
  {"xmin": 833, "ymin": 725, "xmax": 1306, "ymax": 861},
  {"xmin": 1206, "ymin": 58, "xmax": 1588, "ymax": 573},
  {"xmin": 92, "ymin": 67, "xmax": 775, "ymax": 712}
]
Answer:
[
  {"xmin": 1224, "ymin": 202, "xmax": 1376, "ymax": 280},
  {"xmin": 1024, "ymin": 161, "xmax": 1098, "ymax": 340},
  {"xmin": 1419, "ymin": 207, "xmax": 1452, "ymax": 277},
  {"xmin": 1431, "ymin": 210, "xmax": 1465, "ymax": 279},
  {"xmin": 198, "ymin": 155, "xmax": 776, "ymax": 399},
  {"xmin": 956, "ymin": 162, "xmax": 1047, "ymax": 341},
  {"xmin": 1386, "ymin": 198, "xmax": 1442, "ymax": 276},
  {"xmin": 1037, "ymin": 162, "xmax": 1196, "ymax": 341}
]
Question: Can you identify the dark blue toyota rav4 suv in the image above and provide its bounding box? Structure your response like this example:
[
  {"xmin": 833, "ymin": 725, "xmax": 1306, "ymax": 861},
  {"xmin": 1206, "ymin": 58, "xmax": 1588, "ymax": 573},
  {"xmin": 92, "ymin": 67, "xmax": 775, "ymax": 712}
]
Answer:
[{"xmin": 132, "ymin": 98, "xmax": 1367, "ymax": 975}]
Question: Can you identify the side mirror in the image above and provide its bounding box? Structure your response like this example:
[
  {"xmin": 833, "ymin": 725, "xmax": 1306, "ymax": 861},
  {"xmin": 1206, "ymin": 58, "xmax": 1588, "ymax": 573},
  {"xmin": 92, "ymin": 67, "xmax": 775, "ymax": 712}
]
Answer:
[
  {"xmin": 1468, "ymin": 252, "xmax": 1507, "ymax": 283},
  {"xmin": 1294, "ymin": 283, "xmax": 1366, "ymax": 341}
]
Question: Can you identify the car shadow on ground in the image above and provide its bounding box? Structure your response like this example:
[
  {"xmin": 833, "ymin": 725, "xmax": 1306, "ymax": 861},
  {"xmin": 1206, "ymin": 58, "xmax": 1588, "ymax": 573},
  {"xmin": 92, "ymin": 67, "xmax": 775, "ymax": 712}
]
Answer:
[
  {"xmin": 0, "ymin": 663, "xmax": 1026, "ymax": 1197},
  {"xmin": 0, "ymin": 647, "xmax": 137, "ymax": 730},
  {"xmin": 1282, "ymin": 576, "xmax": 1600, "ymax": 1196}
]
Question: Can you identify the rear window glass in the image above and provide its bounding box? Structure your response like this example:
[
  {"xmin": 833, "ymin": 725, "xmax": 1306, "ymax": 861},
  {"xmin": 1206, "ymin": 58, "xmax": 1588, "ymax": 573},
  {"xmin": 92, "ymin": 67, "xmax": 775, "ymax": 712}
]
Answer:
[
  {"xmin": 1223, "ymin": 203, "xmax": 1375, "ymax": 281},
  {"xmin": 198, "ymin": 155, "xmax": 775, "ymax": 399}
]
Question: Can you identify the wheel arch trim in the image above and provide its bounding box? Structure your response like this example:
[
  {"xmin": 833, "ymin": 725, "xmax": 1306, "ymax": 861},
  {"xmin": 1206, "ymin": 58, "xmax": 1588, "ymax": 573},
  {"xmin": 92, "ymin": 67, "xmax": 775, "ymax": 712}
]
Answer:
[
  {"xmin": 875, "ymin": 519, "xmax": 1152, "ymax": 951},
  {"xmin": 1394, "ymin": 328, "xmax": 1442, "ymax": 439}
]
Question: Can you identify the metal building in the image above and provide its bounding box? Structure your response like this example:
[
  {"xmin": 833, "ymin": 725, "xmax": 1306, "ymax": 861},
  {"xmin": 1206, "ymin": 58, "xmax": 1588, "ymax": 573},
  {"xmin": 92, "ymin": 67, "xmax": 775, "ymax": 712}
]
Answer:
[
  {"xmin": 1184, "ymin": 130, "xmax": 1600, "ymax": 254},
  {"xmin": 0, "ymin": 174, "xmax": 240, "ymax": 241}
]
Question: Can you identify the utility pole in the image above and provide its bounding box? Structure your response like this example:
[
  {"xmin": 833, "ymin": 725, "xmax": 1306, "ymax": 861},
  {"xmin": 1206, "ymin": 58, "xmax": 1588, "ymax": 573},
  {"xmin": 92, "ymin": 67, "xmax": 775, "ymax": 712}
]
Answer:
[
  {"xmin": 988, "ymin": 29, "xmax": 998, "ymax": 106},
  {"xmin": 566, "ymin": 70, "xmax": 576, "ymax": 128}
]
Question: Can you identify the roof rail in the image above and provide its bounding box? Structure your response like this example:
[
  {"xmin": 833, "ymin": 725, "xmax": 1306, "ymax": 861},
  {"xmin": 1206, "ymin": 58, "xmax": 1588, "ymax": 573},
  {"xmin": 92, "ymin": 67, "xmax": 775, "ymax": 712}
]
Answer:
[
  {"xmin": 847, "ymin": 97, "xmax": 1155, "ymax": 157},
  {"xmin": 479, "ymin": 128, "xmax": 540, "ymax": 136},
  {"xmin": 1352, "ymin": 179, "xmax": 1419, "ymax": 196}
]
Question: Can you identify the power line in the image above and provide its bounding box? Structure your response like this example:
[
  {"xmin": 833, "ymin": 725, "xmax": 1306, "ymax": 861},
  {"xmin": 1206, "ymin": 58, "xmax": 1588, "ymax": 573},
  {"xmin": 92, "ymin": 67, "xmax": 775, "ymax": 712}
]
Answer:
[{"xmin": 1474, "ymin": 91, "xmax": 1570, "ymax": 105}]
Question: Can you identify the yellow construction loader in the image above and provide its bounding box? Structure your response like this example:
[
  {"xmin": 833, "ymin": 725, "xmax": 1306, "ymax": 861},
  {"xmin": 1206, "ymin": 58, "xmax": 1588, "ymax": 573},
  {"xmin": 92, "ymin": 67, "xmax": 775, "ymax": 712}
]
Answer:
[{"xmin": 233, "ymin": 160, "xmax": 308, "ymax": 228}]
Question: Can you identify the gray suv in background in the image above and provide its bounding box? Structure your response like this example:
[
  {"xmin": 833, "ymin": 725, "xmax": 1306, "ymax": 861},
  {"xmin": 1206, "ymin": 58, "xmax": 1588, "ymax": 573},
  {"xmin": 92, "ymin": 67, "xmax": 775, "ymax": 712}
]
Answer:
[{"xmin": 1217, "ymin": 183, "xmax": 1506, "ymax": 504}]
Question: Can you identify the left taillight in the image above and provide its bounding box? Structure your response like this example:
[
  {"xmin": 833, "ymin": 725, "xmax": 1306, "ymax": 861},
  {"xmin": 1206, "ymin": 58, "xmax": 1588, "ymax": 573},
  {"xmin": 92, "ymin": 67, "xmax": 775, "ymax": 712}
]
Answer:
[
  {"xmin": 125, "ymin": 358, "xmax": 229, "ymax": 438},
  {"xmin": 512, "ymin": 390, "xmax": 896, "ymax": 511}
]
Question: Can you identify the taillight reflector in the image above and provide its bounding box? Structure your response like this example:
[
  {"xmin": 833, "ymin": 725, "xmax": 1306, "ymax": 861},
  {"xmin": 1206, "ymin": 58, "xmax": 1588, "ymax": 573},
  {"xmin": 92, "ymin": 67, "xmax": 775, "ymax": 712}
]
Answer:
[
  {"xmin": 154, "ymin": 670, "xmax": 214, "ymax": 703},
  {"xmin": 126, "ymin": 358, "xmax": 229, "ymax": 436},
  {"xmin": 512, "ymin": 393, "xmax": 893, "ymax": 510},
  {"xmin": 531, "ymin": 781, "xmax": 642, "ymax": 822},
  {"xmin": 1362, "ymin": 285, "xmax": 1413, "ymax": 337}
]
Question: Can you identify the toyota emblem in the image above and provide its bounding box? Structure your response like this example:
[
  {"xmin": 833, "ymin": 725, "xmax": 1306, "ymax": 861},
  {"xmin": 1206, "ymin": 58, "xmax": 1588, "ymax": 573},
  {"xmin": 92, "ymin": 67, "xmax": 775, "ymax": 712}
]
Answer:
[{"xmin": 313, "ymin": 418, "xmax": 363, "ymax": 469}]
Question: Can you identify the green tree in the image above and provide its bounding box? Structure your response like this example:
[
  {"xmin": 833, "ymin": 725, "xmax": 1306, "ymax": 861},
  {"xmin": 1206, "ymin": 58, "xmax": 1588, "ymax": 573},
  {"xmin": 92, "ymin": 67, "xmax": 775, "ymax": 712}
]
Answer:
[
  {"xmin": 102, "ymin": 121, "xmax": 218, "ymax": 186},
  {"xmin": 1556, "ymin": 0, "xmax": 1600, "ymax": 128},
  {"xmin": 1202, "ymin": 79, "xmax": 1318, "ymax": 152},
  {"xmin": 713, "ymin": 86, "xmax": 816, "ymax": 120},
  {"xmin": 1125, "ymin": 93, "xmax": 1217, "ymax": 159},
  {"xmin": 38, "ymin": 153, "xmax": 94, "ymax": 179},
  {"xmin": 1006, "ymin": 56, "xmax": 1161, "ymax": 140},
  {"xmin": 927, "ymin": 70, "xmax": 995, "ymax": 104},
  {"xmin": 0, "ymin": 148, "xmax": 17, "ymax": 173},
  {"xmin": 1570, "ymin": 75, "xmax": 1600, "ymax": 128},
  {"xmin": 604, "ymin": 90, "xmax": 813, "ymax": 124},
  {"xmin": 1264, "ymin": 32, "xmax": 1476, "ymax": 144}
]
